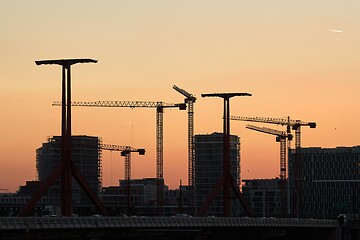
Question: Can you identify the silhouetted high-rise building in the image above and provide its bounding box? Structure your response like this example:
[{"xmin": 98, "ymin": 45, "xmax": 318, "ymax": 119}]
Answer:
[
  {"xmin": 288, "ymin": 146, "xmax": 360, "ymax": 218},
  {"xmin": 194, "ymin": 132, "xmax": 241, "ymax": 216},
  {"xmin": 36, "ymin": 136, "xmax": 102, "ymax": 208}
]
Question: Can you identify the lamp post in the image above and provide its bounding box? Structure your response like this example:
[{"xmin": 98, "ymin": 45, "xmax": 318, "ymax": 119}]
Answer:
[
  {"xmin": 200, "ymin": 93, "xmax": 253, "ymax": 217},
  {"xmin": 17, "ymin": 59, "xmax": 107, "ymax": 216}
]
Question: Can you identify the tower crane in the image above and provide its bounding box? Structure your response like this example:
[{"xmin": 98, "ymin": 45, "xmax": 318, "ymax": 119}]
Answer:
[
  {"xmin": 245, "ymin": 124, "xmax": 293, "ymax": 216},
  {"xmin": 230, "ymin": 116, "xmax": 316, "ymax": 149},
  {"xmin": 245, "ymin": 125, "xmax": 293, "ymax": 180},
  {"xmin": 100, "ymin": 144, "xmax": 145, "ymax": 214},
  {"xmin": 172, "ymin": 85, "xmax": 196, "ymax": 187},
  {"xmin": 53, "ymin": 100, "xmax": 186, "ymax": 213},
  {"xmin": 231, "ymin": 115, "xmax": 316, "ymax": 217}
]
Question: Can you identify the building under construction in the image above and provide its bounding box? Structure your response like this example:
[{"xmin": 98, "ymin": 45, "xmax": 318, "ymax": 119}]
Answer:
[
  {"xmin": 194, "ymin": 132, "xmax": 242, "ymax": 217},
  {"xmin": 36, "ymin": 136, "xmax": 102, "ymax": 214}
]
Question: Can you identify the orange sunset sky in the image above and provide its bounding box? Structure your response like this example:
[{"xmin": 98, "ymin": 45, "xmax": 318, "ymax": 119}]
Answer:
[{"xmin": 0, "ymin": 1, "xmax": 359, "ymax": 192}]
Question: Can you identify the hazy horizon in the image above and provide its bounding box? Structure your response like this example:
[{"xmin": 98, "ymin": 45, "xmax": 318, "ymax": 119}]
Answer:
[{"xmin": 1, "ymin": 1, "xmax": 359, "ymax": 192}]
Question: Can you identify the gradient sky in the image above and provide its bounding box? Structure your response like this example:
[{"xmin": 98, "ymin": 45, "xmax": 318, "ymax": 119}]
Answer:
[{"xmin": 1, "ymin": 1, "xmax": 359, "ymax": 192}]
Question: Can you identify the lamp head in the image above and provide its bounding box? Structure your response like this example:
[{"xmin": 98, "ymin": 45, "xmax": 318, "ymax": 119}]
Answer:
[{"xmin": 35, "ymin": 58, "xmax": 97, "ymax": 67}]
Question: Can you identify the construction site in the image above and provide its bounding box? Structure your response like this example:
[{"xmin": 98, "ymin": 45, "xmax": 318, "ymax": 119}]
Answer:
[{"xmin": 0, "ymin": 58, "xmax": 358, "ymax": 221}]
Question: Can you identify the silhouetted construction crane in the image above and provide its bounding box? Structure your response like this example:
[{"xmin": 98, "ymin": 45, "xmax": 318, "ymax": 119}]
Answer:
[
  {"xmin": 245, "ymin": 124, "xmax": 293, "ymax": 216},
  {"xmin": 100, "ymin": 144, "xmax": 145, "ymax": 215},
  {"xmin": 53, "ymin": 100, "xmax": 186, "ymax": 213},
  {"xmin": 245, "ymin": 125, "xmax": 293, "ymax": 180},
  {"xmin": 173, "ymin": 85, "xmax": 196, "ymax": 215},
  {"xmin": 172, "ymin": 85, "xmax": 196, "ymax": 187},
  {"xmin": 231, "ymin": 115, "xmax": 316, "ymax": 217},
  {"xmin": 230, "ymin": 116, "xmax": 316, "ymax": 149}
]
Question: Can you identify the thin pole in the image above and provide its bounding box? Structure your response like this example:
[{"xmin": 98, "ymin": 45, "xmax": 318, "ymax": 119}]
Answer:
[
  {"xmin": 201, "ymin": 93, "xmax": 252, "ymax": 217},
  {"xmin": 18, "ymin": 58, "xmax": 106, "ymax": 217},
  {"xmin": 61, "ymin": 65, "xmax": 67, "ymax": 214},
  {"xmin": 64, "ymin": 65, "xmax": 72, "ymax": 216},
  {"xmin": 179, "ymin": 180, "xmax": 183, "ymax": 214},
  {"xmin": 223, "ymin": 98, "xmax": 230, "ymax": 217},
  {"xmin": 61, "ymin": 65, "xmax": 66, "ymax": 149},
  {"xmin": 125, "ymin": 153, "xmax": 131, "ymax": 215}
]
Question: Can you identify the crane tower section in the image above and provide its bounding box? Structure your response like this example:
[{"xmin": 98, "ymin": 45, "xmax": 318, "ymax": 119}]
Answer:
[
  {"xmin": 100, "ymin": 144, "xmax": 145, "ymax": 179},
  {"xmin": 245, "ymin": 124, "xmax": 293, "ymax": 180},
  {"xmin": 100, "ymin": 144, "xmax": 145, "ymax": 214},
  {"xmin": 245, "ymin": 124, "xmax": 292, "ymax": 216},
  {"xmin": 172, "ymin": 85, "xmax": 196, "ymax": 187}
]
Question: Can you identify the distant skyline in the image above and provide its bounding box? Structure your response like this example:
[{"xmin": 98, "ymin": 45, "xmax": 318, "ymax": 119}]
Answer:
[{"xmin": 1, "ymin": 1, "xmax": 359, "ymax": 192}]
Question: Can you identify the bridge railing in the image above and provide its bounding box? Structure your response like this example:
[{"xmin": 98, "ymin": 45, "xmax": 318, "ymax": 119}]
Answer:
[{"xmin": 0, "ymin": 217, "xmax": 339, "ymax": 230}]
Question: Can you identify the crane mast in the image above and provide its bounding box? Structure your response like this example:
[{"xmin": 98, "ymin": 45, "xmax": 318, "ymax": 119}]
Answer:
[
  {"xmin": 231, "ymin": 115, "xmax": 316, "ymax": 217},
  {"xmin": 245, "ymin": 124, "xmax": 292, "ymax": 179},
  {"xmin": 53, "ymin": 100, "xmax": 186, "ymax": 215},
  {"xmin": 245, "ymin": 124, "xmax": 292, "ymax": 216},
  {"xmin": 172, "ymin": 85, "xmax": 196, "ymax": 215},
  {"xmin": 172, "ymin": 85, "xmax": 196, "ymax": 187},
  {"xmin": 100, "ymin": 143, "xmax": 145, "ymax": 181},
  {"xmin": 101, "ymin": 144, "xmax": 144, "ymax": 180},
  {"xmin": 100, "ymin": 144, "xmax": 145, "ymax": 215}
]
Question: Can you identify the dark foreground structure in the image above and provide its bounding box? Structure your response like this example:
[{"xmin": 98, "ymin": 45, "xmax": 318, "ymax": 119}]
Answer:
[
  {"xmin": 0, "ymin": 216, "xmax": 341, "ymax": 240},
  {"xmin": 288, "ymin": 146, "xmax": 360, "ymax": 219}
]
